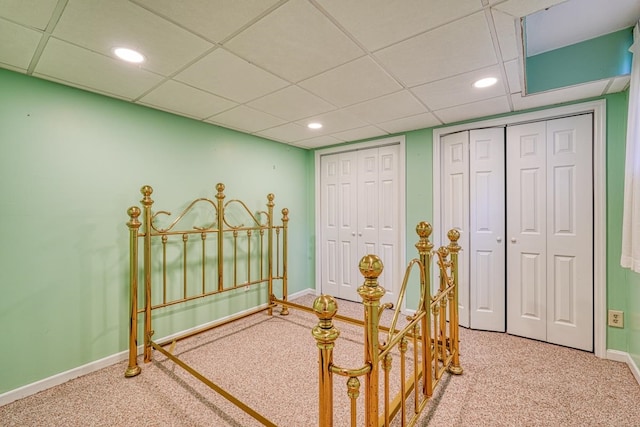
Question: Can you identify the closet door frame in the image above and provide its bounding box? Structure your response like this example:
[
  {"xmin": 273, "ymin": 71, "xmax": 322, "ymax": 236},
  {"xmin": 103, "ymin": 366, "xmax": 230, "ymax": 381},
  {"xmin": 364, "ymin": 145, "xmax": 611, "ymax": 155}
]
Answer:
[
  {"xmin": 432, "ymin": 100, "xmax": 607, "ymax": 358},
  {"xmin": 315, "ymin": 136, "xmax": 406, "ymax": 307}
]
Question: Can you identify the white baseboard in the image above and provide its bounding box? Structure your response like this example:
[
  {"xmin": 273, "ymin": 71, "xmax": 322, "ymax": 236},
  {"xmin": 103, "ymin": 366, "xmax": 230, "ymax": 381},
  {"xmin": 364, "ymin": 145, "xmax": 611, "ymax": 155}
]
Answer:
[
  {"xmin": 0, "ymin": 349, "xmax": 130, "ymax": 407},
  {"xmin": 607, "ymin": 349, "xmax": 640, "ymax": 385},
  {"xmin": 0, "ymin": 291, "xmax": 317, "ymax": 407},
  {"xmin": 287, "ymin": 288, "xmax": 317, "ymax": 299}
]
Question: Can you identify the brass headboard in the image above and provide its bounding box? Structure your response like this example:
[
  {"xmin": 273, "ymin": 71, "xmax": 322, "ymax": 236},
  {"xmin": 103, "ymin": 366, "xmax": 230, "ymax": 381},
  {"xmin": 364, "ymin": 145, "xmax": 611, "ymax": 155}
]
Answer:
[{"xmin": 124, "ymin": 183, "xmax": 288, "ymax": 377}]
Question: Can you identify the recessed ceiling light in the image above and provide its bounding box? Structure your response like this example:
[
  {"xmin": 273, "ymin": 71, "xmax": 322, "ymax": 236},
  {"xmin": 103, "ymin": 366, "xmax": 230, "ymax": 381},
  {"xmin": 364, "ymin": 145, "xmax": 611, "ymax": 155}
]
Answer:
[
  {"xmin": 113, "ymin": 47, "xmax": 145, "ymax": 64},
  {"xmin": 473, "ymin": 77, "xmax": 498, "ymax": 88},
  {"xmin": 308, "ymin": 122, "xmax": 323, "ymax": 129}
]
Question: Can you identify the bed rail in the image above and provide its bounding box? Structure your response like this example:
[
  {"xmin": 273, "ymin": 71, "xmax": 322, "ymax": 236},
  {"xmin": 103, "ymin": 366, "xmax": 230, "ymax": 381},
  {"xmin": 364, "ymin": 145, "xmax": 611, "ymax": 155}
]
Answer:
[
  {"xmin": 124, "ymin": 183, "xmax": 288, "ymax": 378},
  {"xmin": 312, "ymin": 222, "xmax": 463, "ymax": 427}
]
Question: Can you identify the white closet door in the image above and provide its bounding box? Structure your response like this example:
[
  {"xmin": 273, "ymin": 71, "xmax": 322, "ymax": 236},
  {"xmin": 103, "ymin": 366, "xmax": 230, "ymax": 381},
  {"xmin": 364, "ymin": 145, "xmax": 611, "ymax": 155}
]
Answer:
[
  {"xmin": 358, "ymin": 148, "xmax": 379, "ymax": 260},
  {"xmin": 507, "ymin": 121, "xmax": 548, "ymax": 341},
  {"xmin": 320, "ymin": 151, "xmax": 358, "ymax": 301},
  {"xmin": 320, "ymin": 154, "xmax": 340, "ymax": 298},
  {"xmin": 506, "ymin": 115, "xmax": 593, "ymax": 351},
  {"xmin": 441, "ymin": 132, "xmax": 470, "ymax": 328},
  {"xmin": 469, "ymin": 128, "xmax": 506, "ymax": 332},
  {"xmin": 320, "ymin": 145, "xmax": 401, "ymax": 304},
  {"xmin": 545, "ymin": 115, "xmax": 593, "ymax": 351},
  {"xmin": 376, "ymin": 145, "xmax": 400, "ymax": 305}
]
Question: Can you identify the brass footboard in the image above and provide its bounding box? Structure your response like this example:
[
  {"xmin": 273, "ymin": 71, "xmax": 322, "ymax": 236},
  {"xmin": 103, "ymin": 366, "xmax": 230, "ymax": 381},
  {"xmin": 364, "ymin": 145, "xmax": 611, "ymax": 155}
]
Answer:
[{"xmin": 312, "ymin": 222, "xmax": 463, "ymax": 427}]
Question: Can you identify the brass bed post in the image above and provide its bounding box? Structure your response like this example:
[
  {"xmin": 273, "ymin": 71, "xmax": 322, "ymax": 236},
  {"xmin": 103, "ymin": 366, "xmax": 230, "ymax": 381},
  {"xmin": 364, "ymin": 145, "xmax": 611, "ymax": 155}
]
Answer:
[
  {"xmin": 267, "ymin": 193, "xmax": 274, "ymax": 316},
  {"xmin": 447, "ymin": 229, "xmax": 463, "ymax": 375},
  {"xmin": 312, "ymin": 295, "xmax": 340, "ymax": 427},
  {"xmin": 216, "ymin": 183, "xmax": 225, "ymax": 292},
  {"xmin": 280, "ymin": 207, "xmax": 289, "ymax": 315},
  {"xmin": 125, "ymin": 206, "xmax": 142, "ymax": 377},
  {"xmin": 141, "ymin": 185, "xmax": 154, "ymax": 363},
  {"xmin": 358, "ymin": 254, "xmax": 384, "ymax": 427},
  {"xmin": 415, "ymin": 222, "xmax": 434, "ymax": 396}
]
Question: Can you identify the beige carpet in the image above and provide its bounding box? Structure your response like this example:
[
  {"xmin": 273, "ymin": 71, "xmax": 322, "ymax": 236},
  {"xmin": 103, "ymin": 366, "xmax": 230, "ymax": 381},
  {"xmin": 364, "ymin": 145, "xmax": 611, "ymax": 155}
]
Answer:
[{"xmin": 1, "ymin": 294, "xmax": 639, "ymax": 426}]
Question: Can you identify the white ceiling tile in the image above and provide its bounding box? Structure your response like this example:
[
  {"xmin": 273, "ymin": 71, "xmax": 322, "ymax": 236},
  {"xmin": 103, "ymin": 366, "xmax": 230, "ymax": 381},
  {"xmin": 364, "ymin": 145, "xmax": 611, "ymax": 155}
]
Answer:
[
  {"xmin": 247, "ymin": 86, "xmax": 335, "ymax": 121},
  {"xmin": 0, "ymin": 0, "xmax": 58, "ymax": 30},
  {"xmin": 345, "ymin": 91, "xmax": 428, "ymax": 124},
  {"xmin": 377, "ymin": 113, "xmax": 442, "ymax": 134},
  {"xmin": 256, "ymin": 122, "xmax": 311, "ymax": 143},
  {"xmin": 298, "ymin": 56, "xmax": 402, "ymax": 107},
  {"xmin": 0, "ymin": 19, "xmax": 42, "ymax": 70},
  {"xmin": 175, "ymin": 49, "xmax": 289, "ymax": 103},
  {"xmin": 330, "ymin": 126, "xmax": 388, "ymax": 143},
  {"xmin": 492, "ymin": 8, "xmax": 520, "ymax": 61},
  {"xmin": 293, "ymin": 135, "xmax": 342, "ymax": 149},
  {"xmin": 434, "ymin": 96, "xmax": 511, "ymax": 123},
  {"xmin": 511, "ymin": 80, "xmax": 610, "ymax": 111},
  {"xmin": 375, "ymin": 12, "xmax": 497, "ymax": 87},
  {"xmin": 0, "ymin": 63, "xmax": 25, "ymax": 73},
  {"xmin": 131, "ymin": 0, "xmax": 281, "ymax": 42},
  {"xmin": 138, "ymin": 80, "xmax": 236, "ymax": 119},
  {"xmin": 34, "ymin": 38, "xmax": 164, "ymax": 100},
  {"xmin": 207, "ymin": 105, "xmax": 286, "ymax": 133},
  {"xmin": 224, "ymin": 0, "xmax": 363, "ymax": 82},
  {"xmin": 316, "ymin": 0, "xmax": 483, "ymax": 51},
  {"xmin": 51, "ymin": 0, "xmax": 213, "ymax": 76},
  {"xmin": 411, "ymin": 65, "xmax": 506, "ymax": 110},
  {"xmin": 494, "ymin": 0, "xmax": 566, "ymax": 18},
  {"xmin": 503, "ymin": 59, "xmax": 522, "ymax": 93},
  {"xmin": 607, "ymin": 76, "xmax": 630, "ymax": 93},
  {"xmin": 295, "ymin": 109, "xmax": 371, "ymax": 135}
]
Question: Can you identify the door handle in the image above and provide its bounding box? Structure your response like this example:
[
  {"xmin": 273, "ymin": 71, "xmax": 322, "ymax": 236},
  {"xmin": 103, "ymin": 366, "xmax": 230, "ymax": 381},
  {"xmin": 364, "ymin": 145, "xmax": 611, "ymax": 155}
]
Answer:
[
  {"xmin": 352, "ymin": 232, "xmax": 356, "ymax": 237},
  {"xmin": 497, "ymin": 237, "xmax": 502, "ymax": 243},
  {"xmin": 358, "ymin": 232, "xmax": 362, "ymax": 237},
  {"xmin": 511, "ymin": 237, "xmax": 517, "ymax": 243}
]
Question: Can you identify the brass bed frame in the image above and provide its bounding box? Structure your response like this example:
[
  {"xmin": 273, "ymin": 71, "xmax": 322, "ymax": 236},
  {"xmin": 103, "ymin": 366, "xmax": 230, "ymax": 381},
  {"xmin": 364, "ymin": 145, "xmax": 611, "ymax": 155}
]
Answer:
[{"xmin": 124, "ymin": 183, "xmax": 462, "ymax": 427}]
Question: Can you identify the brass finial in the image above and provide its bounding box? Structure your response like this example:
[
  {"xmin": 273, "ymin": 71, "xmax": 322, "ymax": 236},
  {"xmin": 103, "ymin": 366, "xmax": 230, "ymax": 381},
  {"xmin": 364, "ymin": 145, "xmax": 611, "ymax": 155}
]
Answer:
[
  {"xmin": 416, "ymin": 221, "xmax": 432, "ymax": 239},
  {"xmin": 358, "ymin": 254, "xmax": 383, "ymax": 280},
  {"xmin": 312, "ymin": 295, "xmax": 340, "ymax": 343},
  {"xmin": 127, "ymin": 206, "xmax": 141, "ymax": 220},
  {"xmin": 313, "ymin": 294, "xmax": 338, "ymax": 322},
  {"xmin": 281, "ymin": 207, "xmax": 289, "ymax": 221},
  {"xmin": 127, "ymin": 206, "xmax": 141, "ymax": 229},
  {"xmin": 447, "ymin": 228, "xmax": 461, "ymax": 254},
  {"xmin": 140, "ymin": 185, "xmax": 153, "ymax": 197},
  {"xmin": 415, "ymin": 221, "xmax": 434, "ymax": 254},
  {"xmin": 140, "ymin": 185, "xmax": 153, "ymax": 207},
  {"xmin": 216, "ymin": 183, "xmax": 225, "ymax": 200}
]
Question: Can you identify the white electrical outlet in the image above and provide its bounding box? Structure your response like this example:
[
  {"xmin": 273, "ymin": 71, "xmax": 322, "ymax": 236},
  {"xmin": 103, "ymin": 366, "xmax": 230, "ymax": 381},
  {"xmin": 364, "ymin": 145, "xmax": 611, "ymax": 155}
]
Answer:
[{"xmin": 608, "ymin": 310, "xmax": 624, "ymax": 328}]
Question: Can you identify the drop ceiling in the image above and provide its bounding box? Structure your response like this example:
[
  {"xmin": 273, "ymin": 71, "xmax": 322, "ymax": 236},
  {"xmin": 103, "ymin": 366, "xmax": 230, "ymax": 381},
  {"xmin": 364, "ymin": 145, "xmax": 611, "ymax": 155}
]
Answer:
[{"xmin": 0, "ymin": 0, "xmax": 637, "ymax": 149}]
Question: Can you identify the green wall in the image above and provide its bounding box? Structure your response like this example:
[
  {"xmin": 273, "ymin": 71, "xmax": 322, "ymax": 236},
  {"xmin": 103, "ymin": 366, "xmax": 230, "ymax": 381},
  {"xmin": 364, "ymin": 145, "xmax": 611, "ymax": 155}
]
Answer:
[
  {"xmin": 525, "ymin": 27, "xmax": 633, "ymax": 94},
  {"xmin": 0, "ymin": 69, "xmax": 312, "ymax": 394},
  {"xmin": 605, "ymin": 90, "xmax": 640, "ymax": 369},
  {"xmin": 1, "ymin": 67, "xmax": 638, "ymax": 396}
]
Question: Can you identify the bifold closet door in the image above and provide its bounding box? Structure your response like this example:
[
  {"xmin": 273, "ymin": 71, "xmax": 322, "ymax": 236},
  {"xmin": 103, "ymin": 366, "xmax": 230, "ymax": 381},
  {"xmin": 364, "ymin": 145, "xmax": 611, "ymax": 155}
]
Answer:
[
  {"xmin": 469, "ymin": 128, "xmax": 505, "ymax": 332},
  {"xmin": 441, "ymin": 128, "xmax": 505, "ymax": 331},
  {"xmin": 320, "ymin": 151, "xmax": 358, "ymax": 302},
  {"xmin": 361, "ymin": 145, "xmax": 401, "ymax": 306},
  {"xmin": 506, "ymin": 114, "xmax": 593, "ymax": 352},
  {"xmin": 441, "ymin": 131, "xmax": 470, "ymax": 328},
  {"xmin": 320, "ymin": 145, "xmax": 400, "ymax": 304}
]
